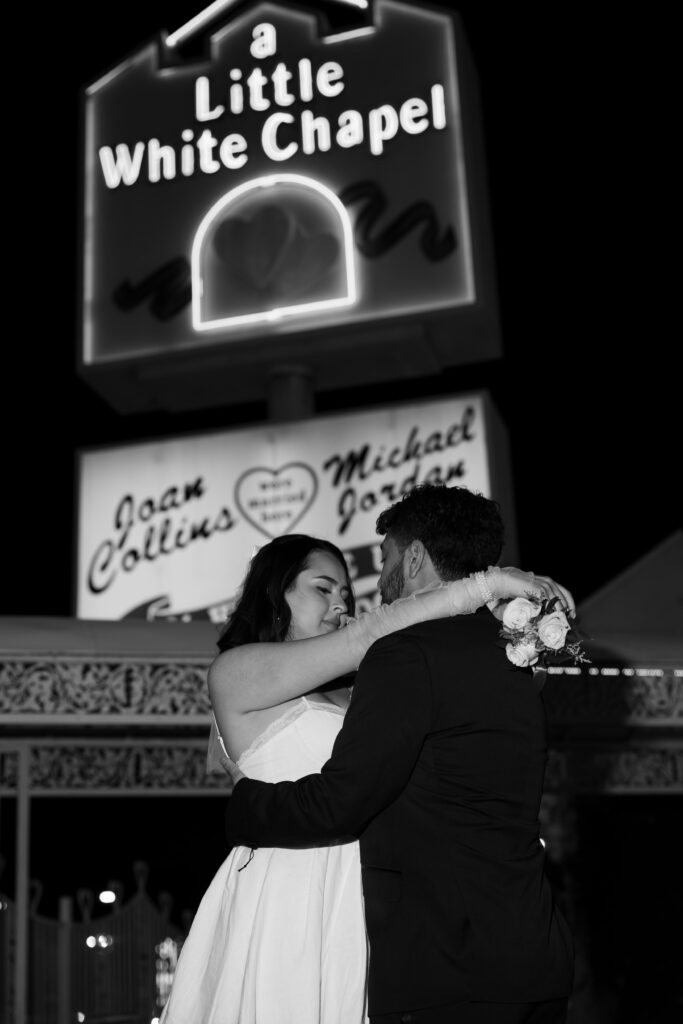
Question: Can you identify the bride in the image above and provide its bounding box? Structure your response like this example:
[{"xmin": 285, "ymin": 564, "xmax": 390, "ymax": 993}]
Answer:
[{"xmin": 160, "ymin": 532, "xmax": 572, "ymax": 1024}]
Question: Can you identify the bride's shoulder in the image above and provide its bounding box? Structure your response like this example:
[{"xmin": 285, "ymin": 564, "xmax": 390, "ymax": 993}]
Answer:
[
  {"xmin": 208, "ymin": 641, "xmax": 273, "ymax": 701},
  {"xmin": 209, "ymin": 642, "xmax": 257, "ymax": 672},
  {"xmin": 207, "ymin": 645, "xmax": 244, "ymax": 692},
  {"xmin": 208, "ymin": 646, "xmax": 232, "ymax": 677}
]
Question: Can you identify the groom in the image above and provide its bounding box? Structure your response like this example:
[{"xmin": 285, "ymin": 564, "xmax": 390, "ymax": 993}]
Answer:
[{"xmin": 225, "ymin": 483, "xmax": 574, "ymax": 1023}]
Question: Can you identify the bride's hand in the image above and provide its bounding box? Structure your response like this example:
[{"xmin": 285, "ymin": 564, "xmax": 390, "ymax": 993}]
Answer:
[
  {"xmin": 220, "ymin": 753, "xmax": 246, "ymax": 786},
  {"xmin": 487, "ymin": 566, "xmax": 576, "ymax": 617}
]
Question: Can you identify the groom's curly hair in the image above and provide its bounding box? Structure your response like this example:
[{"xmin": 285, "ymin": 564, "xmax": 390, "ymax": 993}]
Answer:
[{"xmin": 376, "ymin": 483, "xmax": 504, "ymax": 580}]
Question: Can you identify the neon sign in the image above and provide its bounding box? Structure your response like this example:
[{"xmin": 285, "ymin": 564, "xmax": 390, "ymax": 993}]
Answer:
[
  {"xmin": 82, "ymin": 0, "xmax": 480, "ymax": 366},
  {"xmin": 97, "ymin": 31, "xmax": 447, "ymax": 187}
]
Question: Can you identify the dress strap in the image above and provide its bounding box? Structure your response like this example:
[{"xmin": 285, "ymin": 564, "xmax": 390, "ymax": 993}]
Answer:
[{"xmin": 206, "ymin": 712, "xmax": 231, "ymax": 775}]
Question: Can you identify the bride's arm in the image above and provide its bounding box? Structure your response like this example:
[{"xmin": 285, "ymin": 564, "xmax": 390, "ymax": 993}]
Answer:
[{"xmin": 208, "ymin": 567, "xmax": 573, "ymax": 714}]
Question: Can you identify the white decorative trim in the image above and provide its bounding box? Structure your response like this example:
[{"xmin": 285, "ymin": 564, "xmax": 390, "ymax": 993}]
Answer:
[
  {"xmin": 0, "ymin": 741, "xmax": 231, "ymax": 795},
  {"xmin": 0, "ymin": 657, "xmax": 211, "ymax": 721},
  {"xmin": 1, "ymin": 655, "xmax": 682, "ymax": 794}
]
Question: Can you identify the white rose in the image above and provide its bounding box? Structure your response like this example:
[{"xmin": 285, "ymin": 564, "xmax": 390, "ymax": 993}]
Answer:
[
  {"xmin": 506, "ymin": 641, "xmax": 539, "ymax": 667},
  {"xmin": 502, "ymin": 597, "xmax": 541, "ymax": 631},
  {"xmin": 537, "ymin": 611, "xmax": 570, "ymax": 651}
]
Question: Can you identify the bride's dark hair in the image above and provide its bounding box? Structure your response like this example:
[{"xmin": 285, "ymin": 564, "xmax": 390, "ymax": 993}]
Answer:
[{"xmin": 216, "ymin": 534, "xmax": 355, "ymax": 652}]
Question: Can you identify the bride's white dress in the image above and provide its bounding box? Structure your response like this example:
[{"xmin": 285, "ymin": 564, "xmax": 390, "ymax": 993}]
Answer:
[{"xmin": 160, "ymin": 696, "xmax": 369, "ymax": 1024}]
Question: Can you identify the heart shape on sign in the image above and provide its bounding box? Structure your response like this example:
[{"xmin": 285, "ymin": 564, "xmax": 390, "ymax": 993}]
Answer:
[
  {"xmin": 213, "ymin": 205, "xmax": 296, "ymax": 292},
  {"xmin": 235, "ymin": 463, "xmax": 319, "ymax": 539},
  {"xmin": 212, "ymin": 204, "xmax": 339, "ymax": 299}
]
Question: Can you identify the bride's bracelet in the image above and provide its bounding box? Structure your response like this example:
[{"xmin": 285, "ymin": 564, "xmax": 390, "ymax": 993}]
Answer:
[
  {"xmin": 472, "ymin": 569, "xmax": 495, "ymax": 605},
  {"xmin": 473, "ymin": 571, "xmax": 493, "ymax": 604}
]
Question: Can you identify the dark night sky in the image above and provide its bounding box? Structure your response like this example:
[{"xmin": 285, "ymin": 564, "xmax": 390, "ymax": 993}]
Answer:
[
  {"xmin": 2, "ymin": 1, "xmax": 679, "ymax": 923},
  {"xmin": 4, "ymin": 0, "xmax": 677, "ymax": 619}
]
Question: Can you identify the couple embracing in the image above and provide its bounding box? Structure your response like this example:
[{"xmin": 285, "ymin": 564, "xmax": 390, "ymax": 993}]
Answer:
[{"xmin": 161, "ymin": 483, "xmax": 574, "ymax": 1024}]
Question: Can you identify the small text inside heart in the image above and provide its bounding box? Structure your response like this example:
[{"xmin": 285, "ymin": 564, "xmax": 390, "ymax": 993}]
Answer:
[{"xmin": 235, "ymin": 463, "xmax": 318, "ymax": 538}]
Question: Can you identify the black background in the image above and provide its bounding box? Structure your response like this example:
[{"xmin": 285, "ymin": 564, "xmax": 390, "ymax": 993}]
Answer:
[
  {"xmin": 4, "ymin": 0, "xmax": 678, "ymax": 618},
  {"xmin": 2, "ymin": 4, "xmax": 680, "ymax": 1017}
]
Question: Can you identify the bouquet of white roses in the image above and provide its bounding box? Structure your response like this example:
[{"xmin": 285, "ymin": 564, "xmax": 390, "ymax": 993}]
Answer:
[{"xmin": 498, "ymin": 595, "xmax": 590, "ymax": 669}]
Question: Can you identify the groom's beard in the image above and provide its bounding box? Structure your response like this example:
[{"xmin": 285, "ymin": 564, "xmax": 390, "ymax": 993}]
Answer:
[{"xmin": 380, "ymin": 561, "xmax": 405, "ymax": 605}]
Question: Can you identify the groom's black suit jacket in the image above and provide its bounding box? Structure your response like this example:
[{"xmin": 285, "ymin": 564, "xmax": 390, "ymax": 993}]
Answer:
[{"xmin": 225, "ymin": 612, "xmax": 574, "ymax": 1015}]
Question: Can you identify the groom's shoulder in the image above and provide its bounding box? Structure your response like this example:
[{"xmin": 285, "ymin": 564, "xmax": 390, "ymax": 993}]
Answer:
[
  {"xmin": 412, "ymin": 607, "xmax": 497, "ymax": 635},
  {"xmin": 365, "ymin": 613, "xmax": 514, "ymax": 688},
  {"xmin": 377, "ymin": 608, "xmax": 498, "ymax": 648},
  {"xmin": 392, "ymin": 613, "xmax": 515, "ymax": 683}
]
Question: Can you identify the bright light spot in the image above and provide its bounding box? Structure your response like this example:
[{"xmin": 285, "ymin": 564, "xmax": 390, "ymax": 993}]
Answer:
[
  {"xmin": 167, "ymin": 0, "xmax": 368, "ymax": 47},
  {"xmin": 151, "ymin": 1018, "xmax": 161, "ymax": 1024},
  {"xmin": 77, "ymin": 1014, "xmax": 85, "ymax": 1023},
  {"xmin": 323, "ymin": 26, "xmax": 375, "ymax": 44},
  {"xmin": 97, "ymin": 934, "xmax": 114, "ymax": 948},
  {"xmin": 85, "ymin": 936, "xmax": 97, "ymax": 948},
  {"xmin": 166, "ymin": 0, "xmax": 239, "ymax": 48},
  {"xmin": 540, "ymin": 837, "xmax": 546, "ymax": 848},
  {"xmin": 98, "ymin": 889, "xmax": 116, "ymax": 904}
]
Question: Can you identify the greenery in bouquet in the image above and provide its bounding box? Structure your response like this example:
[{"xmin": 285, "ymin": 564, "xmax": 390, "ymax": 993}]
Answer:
[{"xmin": 498, "ymin": 595, "xmax": 590, "ymax": 669}]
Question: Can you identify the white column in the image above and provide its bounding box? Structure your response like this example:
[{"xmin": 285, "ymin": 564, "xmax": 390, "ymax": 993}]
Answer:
[
  {"xmin": 57, "ymin": 895, "xmax": 73, "ymax": 1024},
  {"xmin": 15, "ymin": 744, "xmax": 30, "ymax": 1024}
]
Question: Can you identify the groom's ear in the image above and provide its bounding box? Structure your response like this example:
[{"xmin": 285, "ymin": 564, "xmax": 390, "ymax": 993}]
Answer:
[{"xmin": 404, "ymin": 539, "xmax": 427, "ymax": 579}]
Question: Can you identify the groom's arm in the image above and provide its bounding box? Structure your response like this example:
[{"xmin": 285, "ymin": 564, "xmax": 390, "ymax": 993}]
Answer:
[{"xmin": 225, "ymin": 630, "xmax": 433, "ymax": 848}]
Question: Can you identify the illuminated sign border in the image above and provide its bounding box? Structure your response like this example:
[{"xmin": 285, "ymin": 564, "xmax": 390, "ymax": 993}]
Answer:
[
  {"xmin": 191, "ymin": 173, "xmax": 357, "ymax": 329},
  {"xmin": 81, "ymin": 0, "xmax": 479, "ymax": 367}
]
